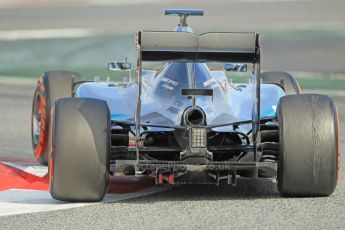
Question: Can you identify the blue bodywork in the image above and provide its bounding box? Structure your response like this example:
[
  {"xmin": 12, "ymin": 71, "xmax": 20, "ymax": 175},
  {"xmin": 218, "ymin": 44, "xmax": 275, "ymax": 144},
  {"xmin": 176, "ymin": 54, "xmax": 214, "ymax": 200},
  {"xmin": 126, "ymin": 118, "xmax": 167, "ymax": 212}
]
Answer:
[{"xmin": 76, "ymin": 62, "xmax": 284, "ymax": 133}]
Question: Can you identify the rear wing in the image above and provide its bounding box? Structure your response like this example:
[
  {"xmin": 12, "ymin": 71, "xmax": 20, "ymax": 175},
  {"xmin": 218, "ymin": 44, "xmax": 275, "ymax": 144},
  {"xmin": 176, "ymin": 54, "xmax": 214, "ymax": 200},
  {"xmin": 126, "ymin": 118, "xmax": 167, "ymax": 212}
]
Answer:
[{"xmin": 136, "ymin": 31, "xmax": 260, "ymax": 63}]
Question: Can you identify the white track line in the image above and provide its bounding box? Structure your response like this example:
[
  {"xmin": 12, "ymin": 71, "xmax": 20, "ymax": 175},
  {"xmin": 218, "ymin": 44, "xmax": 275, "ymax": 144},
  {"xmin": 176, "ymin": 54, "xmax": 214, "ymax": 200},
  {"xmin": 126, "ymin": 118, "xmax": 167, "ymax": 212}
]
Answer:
[
  {"xmin": 0, "ymin": 186, "xmax": 170, "ymax": 217},
  {"xmin": 0, "ymin": 190, "xmax": 88, "ymax": 217},
  {"xmin": 0, "ymin": 161, "xmax": 170, "ymax": 216},
  {"xmin": 1, "ymin": 161, "xmax": 47, "ymax": 177},
  {"xmin": 0, "ymin": 28, "xmax": 102, "ymax": 41}
]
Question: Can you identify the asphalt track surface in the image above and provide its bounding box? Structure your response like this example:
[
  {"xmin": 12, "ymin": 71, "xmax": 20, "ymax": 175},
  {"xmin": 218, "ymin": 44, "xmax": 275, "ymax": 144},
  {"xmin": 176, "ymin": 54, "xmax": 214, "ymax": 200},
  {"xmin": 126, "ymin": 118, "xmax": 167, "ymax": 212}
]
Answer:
[
  {"xmin": 0, "ymin": 78, "xmax": 344, "ymax": 229},
  {"xmin": 1, "ymin": 0, "xmax": 345, "ymax": 229}
]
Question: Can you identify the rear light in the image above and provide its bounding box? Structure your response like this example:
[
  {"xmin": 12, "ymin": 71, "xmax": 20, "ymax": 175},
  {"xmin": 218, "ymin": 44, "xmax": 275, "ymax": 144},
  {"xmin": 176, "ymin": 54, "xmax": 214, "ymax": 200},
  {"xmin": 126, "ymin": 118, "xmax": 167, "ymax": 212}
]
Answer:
[{"xmin": 191, "ymin": 128, "xmax": 207, "ymax": 148}]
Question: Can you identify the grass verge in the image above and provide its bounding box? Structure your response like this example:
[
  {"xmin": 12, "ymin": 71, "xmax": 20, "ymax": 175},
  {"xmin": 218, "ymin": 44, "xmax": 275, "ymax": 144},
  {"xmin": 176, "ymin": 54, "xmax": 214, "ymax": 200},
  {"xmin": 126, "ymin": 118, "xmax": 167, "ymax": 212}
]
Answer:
[{"xmin": 0, "ymin": 67, "xmax": 344, "ymax": 91}]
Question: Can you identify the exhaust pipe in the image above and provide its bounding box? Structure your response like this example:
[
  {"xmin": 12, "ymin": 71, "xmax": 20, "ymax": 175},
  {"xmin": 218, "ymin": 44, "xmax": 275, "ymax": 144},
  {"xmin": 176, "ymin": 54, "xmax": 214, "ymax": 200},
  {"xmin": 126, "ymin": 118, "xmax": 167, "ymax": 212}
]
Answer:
[{"xmin": 184, "ymin": 107, "xmax": 205, "ymax": 126}]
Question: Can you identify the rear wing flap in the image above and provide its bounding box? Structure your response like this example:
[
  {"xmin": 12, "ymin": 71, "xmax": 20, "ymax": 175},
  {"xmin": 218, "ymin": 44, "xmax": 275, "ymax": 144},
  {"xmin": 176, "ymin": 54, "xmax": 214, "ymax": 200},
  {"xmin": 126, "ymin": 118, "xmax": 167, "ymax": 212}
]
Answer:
[{"xmin": 137, "ymin": 31, "xmax": 260, "ymax": 63}]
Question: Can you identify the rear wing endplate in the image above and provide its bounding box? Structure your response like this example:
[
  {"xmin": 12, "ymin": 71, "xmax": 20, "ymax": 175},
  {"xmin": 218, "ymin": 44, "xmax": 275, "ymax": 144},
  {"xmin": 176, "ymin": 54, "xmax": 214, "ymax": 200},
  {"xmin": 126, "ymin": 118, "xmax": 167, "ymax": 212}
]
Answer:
[{"xmin": 136, "ymin": 31, "xmax": 260, "ymax": 63}]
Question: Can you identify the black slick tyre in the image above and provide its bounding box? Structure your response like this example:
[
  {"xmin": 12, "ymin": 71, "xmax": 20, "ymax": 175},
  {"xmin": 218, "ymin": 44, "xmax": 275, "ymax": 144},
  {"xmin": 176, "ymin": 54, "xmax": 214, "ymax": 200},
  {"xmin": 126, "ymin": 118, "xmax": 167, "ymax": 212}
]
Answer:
[
  {"xmin": 31, "ymin": 71, "xmax": 82, "ymax": 164},
  {"xmin": 261, "ymin": 71, "xmax": 301, "ymax": 95},
  {"xmin": 277, "ymin": 94, "xmax": 339, "ymax": 197},
  {"xmin": 49, "ymin": 98, "xmax": 110, "ymax": 202}
]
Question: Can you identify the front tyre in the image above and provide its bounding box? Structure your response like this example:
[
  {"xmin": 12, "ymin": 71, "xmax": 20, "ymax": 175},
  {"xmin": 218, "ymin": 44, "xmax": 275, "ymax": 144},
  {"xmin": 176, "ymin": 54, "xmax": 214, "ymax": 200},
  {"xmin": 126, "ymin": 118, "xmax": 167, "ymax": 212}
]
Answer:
[
  {"xmin": 277, "ymin": 94, "xmax": 339, "ymax": 196},
  {"xmin": 261, "ymin": 71, "xmax": 301, "ymax": 95}
]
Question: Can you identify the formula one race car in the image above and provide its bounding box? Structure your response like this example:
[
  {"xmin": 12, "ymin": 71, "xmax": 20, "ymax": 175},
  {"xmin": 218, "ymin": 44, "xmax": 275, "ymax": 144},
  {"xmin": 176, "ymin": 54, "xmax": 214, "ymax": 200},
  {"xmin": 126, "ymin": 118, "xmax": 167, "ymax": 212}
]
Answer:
[{"xmin": 31, "ymin": 9, "xmax": 339, "ymax": 201}]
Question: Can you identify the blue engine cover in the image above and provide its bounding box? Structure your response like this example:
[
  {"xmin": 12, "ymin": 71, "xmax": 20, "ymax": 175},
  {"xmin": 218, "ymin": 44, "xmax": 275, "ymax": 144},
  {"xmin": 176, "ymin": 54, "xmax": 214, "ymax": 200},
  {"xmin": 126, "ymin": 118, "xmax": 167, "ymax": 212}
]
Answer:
[{"xmin": 75, "ymin": 63, "xmax": 284, "ymax": 133}]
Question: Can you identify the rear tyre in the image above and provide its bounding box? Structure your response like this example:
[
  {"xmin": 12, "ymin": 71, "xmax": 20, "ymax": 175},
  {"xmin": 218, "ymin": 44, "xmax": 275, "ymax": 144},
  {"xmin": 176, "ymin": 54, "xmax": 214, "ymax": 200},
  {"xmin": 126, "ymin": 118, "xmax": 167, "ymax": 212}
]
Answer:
[
  {"xmin": 31, "ymin": 71, "xmax": 82, "ymax": 164},
  {"xmin": 49, "ymin": 98, "xmax": 110, "ymax": 202},
  {"xmin": 261, "ymin": 71, "xmax": 301, "ymax": 95},
  {"xmin": 277, "ymin": 94, "xmax": 339, "ymax": 196}
]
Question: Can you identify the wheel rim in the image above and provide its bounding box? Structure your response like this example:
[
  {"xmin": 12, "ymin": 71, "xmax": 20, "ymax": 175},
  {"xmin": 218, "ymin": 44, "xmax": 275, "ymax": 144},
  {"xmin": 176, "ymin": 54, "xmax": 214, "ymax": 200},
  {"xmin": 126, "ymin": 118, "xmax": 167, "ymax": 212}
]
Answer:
[{"xmin": 32, "ymin": 92, "xmax": 42, "ymax": 147}]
